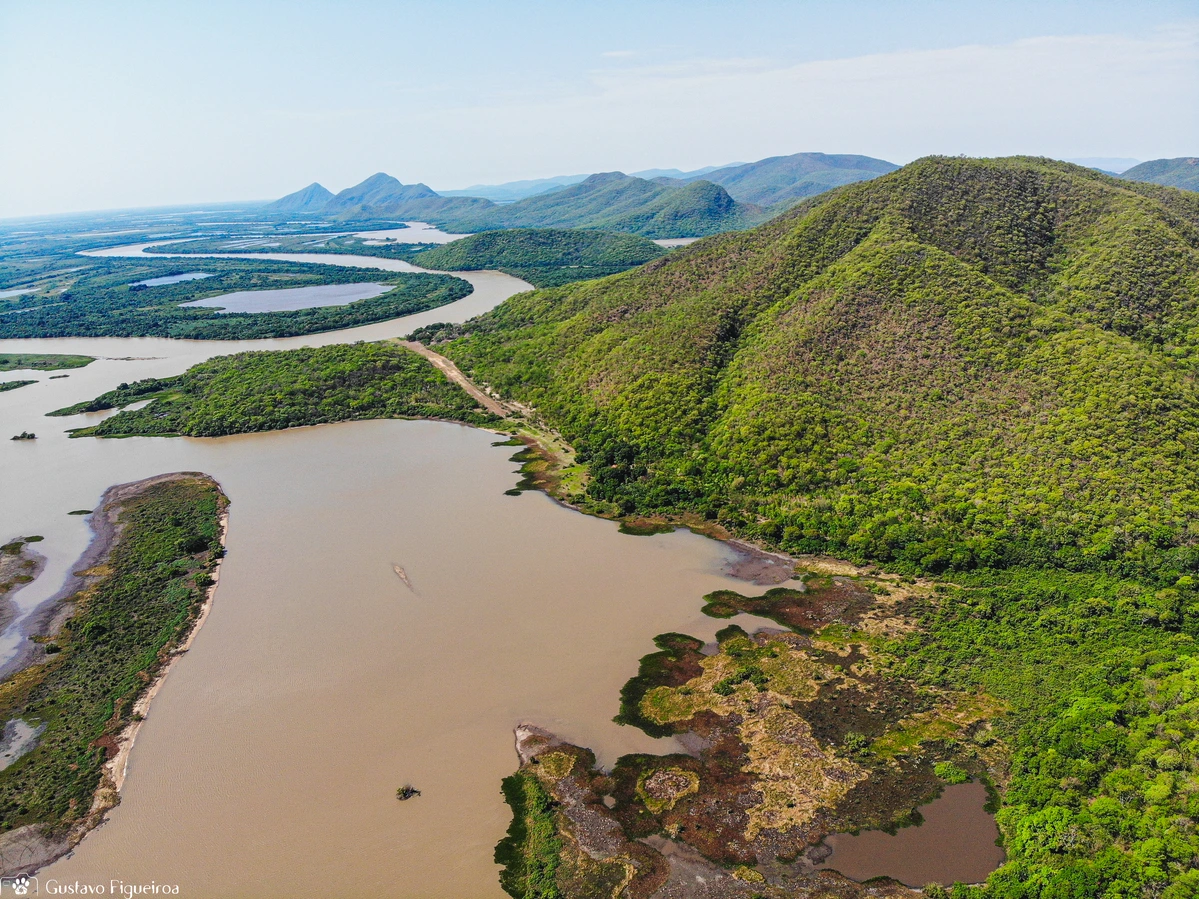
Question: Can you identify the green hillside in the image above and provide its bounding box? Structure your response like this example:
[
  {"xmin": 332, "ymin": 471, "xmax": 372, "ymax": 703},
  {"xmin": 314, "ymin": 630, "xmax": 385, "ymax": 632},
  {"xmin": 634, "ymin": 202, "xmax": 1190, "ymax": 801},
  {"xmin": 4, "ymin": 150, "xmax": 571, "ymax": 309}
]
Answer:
[
  {"xmin": 433, "ymin": 154, "xmax": 1199, "ymax": 896},
  {"xmin": 442, "ymin": 172, "xmax": 767, "ymax": 238},
  {"xmin": 1122, "ymin": 157, "xmax": 1199, "ymax": 192},
  {"xmin": 413, "ymin": 228, "xmax": 667, "ymax": 287}
]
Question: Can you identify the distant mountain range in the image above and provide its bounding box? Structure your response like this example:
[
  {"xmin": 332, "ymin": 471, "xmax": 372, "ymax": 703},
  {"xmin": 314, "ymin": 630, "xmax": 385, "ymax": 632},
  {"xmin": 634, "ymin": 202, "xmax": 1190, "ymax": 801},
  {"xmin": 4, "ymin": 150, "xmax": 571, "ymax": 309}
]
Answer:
[
  {"xmin": 321, "ymin": 172, "xmax": 439, "ymax": 214},
  {"xmin": 630, "ymin": 164, "xmax": 736, "ymax": 180},
  {"xmin": 1064, "ymin": 157, "xmax": 1141, "ymax": 174},
  {"xmin": 1121, "ymin": 157, "xmax": 1199, "ymax": 192},
  {"xmin": 266, "ymin": 173, "xmax": 493, "ymax": 223},
  {"xmin": 672, "ymin": 152, "xmax": 900, "ymax": 206},
  {"xmin": 439, "ymin": 166, "xmax": 739, "ymax": 203},
  {"xmin": 439, "ymin": 174, "xmax": 590, "ymax": 204},
  {"xmin": 265, "ymin": 152, "xmax": 901, "ymax": 237}
]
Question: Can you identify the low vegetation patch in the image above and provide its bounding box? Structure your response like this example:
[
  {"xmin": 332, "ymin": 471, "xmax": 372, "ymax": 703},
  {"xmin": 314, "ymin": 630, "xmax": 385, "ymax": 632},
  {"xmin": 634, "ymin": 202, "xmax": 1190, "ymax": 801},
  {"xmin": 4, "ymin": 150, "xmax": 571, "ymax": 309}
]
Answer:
[
  {"xmin": 0, "ymin": 354, "xmax": 93, "ymax": 373},
  {"xmin": 496, "ymin": 772, "xmax": 563, "ymax": 899},
  {"xmin": 501, "ymin": 572, "xmax": 1001, "ymax": 896}
]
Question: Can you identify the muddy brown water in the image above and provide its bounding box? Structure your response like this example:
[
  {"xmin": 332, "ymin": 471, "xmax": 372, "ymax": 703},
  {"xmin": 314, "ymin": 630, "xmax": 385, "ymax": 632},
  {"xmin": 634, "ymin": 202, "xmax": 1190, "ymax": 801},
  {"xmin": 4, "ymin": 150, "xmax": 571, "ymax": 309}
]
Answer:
[
  {"xmin": 0, "ymin": 244, "xmax": 1004, "ymax": 896},
  {"xmin": 819, "ymin": 782, "xmax": 1005, "ymax": 887}
]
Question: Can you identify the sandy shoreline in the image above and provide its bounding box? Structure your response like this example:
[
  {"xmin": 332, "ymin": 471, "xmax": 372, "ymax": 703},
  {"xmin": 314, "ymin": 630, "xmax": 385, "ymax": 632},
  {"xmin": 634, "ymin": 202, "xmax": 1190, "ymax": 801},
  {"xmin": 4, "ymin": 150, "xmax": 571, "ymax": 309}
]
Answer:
[
  {"xmin": 104, "ymin": 508, "xmax": 228, "ymax": 795},
  {"xmin": 0, "ymin": 472, "xmax": 229, "ymax": 877}
]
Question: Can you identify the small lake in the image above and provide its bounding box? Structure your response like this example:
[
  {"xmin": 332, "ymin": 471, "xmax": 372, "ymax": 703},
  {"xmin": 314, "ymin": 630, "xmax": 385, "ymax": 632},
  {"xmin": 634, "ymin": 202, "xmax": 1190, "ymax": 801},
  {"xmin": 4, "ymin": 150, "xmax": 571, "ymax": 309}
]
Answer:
[
  {"xmin": 133, "ymin": 272, "xmax": 213, "ymax": 287},
  {"xmin": 653, "ymin": 237, "xmax": 701, "ymax": 248},
  {"xmin": 818, "ymin": 782, "xmax": 1004, "ymax": 887},
  {"xmin": 180, "ymin": 282, "xmax": 389, "ymax": 313}
]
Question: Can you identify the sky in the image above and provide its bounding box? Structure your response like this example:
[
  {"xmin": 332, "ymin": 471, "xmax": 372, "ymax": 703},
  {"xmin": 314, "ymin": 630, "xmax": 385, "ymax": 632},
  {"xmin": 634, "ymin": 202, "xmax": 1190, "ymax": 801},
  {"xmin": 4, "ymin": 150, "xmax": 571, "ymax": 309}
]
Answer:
[{"xmin": 1, "ymin": 0, "xmax": 1197, "ymax": 218}]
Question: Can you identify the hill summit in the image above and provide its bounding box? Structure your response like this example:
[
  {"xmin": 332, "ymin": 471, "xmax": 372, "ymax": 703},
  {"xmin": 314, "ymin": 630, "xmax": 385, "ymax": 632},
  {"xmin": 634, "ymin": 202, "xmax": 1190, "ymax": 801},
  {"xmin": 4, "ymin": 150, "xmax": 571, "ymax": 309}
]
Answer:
[
  {"xmin": 322, "ymin": 172, "xmax": 439, "ymax": 214},
  {"xmin": 264, "ymin": 181, "xmax": 333, "ymax": 213}
]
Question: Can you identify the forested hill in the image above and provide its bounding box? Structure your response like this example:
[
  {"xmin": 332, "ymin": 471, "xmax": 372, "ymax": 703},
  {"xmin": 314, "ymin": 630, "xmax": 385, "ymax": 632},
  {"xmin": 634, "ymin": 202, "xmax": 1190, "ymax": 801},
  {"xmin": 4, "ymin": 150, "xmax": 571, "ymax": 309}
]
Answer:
[
  {"xmin": 440, "ymin": 172, "xmax": 768, "ymax": 238},
  {"xmin": 440, "ymin": 156, "xmax": 1199, "ymax": 580},
  {"xmin": 413, "ymin": 228, "xmax": 666, "ymax": 287}
]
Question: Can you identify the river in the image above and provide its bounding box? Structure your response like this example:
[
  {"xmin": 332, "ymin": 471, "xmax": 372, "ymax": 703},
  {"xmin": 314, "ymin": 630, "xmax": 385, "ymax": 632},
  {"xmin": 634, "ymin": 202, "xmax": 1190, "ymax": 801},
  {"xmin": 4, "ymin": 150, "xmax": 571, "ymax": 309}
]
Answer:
[{"xmin": 0, "ymin": 244, "xmax": 780, "ymax": 897}]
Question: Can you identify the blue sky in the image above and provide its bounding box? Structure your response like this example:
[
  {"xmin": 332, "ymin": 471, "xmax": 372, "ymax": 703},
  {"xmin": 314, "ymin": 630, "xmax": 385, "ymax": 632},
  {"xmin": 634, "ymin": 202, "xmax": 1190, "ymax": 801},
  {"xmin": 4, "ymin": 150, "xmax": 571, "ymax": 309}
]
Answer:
[{"xmin": 1, "ymin": 0, "xmax": 1196, "ymax": 217}]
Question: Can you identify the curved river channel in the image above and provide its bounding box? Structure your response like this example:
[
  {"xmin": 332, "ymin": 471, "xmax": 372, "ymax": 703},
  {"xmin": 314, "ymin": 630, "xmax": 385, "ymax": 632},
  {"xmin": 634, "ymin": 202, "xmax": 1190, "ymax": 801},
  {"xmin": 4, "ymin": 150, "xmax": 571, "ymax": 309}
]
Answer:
[{"xmin": 0, "ymin": 239, "xmax": 790, "ymax": 897}]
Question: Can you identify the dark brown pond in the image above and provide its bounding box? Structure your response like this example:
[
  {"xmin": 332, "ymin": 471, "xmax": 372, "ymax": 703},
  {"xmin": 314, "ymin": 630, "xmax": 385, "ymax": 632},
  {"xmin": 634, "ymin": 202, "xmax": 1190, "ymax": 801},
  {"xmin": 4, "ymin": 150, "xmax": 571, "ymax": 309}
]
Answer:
[{"xmin": 818, "ymin": 782, "xmax": 1004, "ymax": 887}]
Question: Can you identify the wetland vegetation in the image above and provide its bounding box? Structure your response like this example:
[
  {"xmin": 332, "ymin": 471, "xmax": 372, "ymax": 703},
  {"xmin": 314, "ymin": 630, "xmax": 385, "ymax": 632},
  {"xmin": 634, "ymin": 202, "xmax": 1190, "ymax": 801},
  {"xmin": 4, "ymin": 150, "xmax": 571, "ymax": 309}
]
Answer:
[
  {"xmin": 499, "ymin": 569, "xmax": 1007, "ymax": 897},
  {"xmin": 0, "ymin": 258, "xmax": 470, "ymax": 340},
  {"xmin": 150, "ymin": 226, "xmax": 669, "ymax": 288},
  {"xmin": 54, "ymin": 342, "xmax": 500, "ymax": 437}
]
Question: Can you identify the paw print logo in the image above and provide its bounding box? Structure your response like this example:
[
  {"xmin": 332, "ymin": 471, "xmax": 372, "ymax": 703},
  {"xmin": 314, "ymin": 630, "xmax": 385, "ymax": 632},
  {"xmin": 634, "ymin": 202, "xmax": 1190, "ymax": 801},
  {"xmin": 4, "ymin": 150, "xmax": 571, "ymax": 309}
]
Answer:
[{"xmin": 0, "ymin": 875, "xmax": 38, "ymax": 896}]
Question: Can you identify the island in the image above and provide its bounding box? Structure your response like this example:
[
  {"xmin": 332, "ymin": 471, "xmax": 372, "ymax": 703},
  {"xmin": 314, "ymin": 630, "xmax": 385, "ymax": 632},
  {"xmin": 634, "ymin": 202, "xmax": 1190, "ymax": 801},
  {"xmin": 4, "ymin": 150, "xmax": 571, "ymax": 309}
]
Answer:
[{"xmin": 0, "ymin": 355, "xmax": 94, "ymax": 373}]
